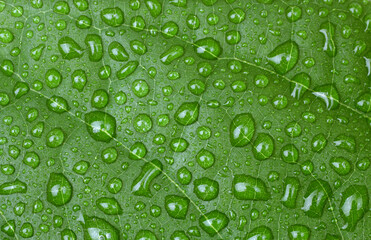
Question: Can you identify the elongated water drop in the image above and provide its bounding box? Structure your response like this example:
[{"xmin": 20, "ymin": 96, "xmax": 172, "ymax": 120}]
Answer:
[
  {"xmin": 319, "ymin": 21, "xmax": 337, "ymax": 57},
  {"xmin": 340, "ymin": 185, "xmax": 369, "ymax": 231}
]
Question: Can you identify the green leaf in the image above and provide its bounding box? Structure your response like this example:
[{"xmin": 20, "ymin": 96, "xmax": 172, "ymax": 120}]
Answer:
[{"xmin": 0, "ymin": 0, "xmax": 370, "ymax": 239}]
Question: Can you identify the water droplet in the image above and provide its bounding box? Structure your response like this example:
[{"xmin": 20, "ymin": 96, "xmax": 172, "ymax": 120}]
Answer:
[
  {"xmin": 116, "ymin": 61, "xmax": 139, "ymax": 80},
  {"xmin": 174, "ymin": 102, "xmax": 200, "ymax": 126},
  {"xmin": 46, "ymin": 173, "xmax": 73, "ymax": 206},
  {"xmin": 230, "ymin": 113, "xmax": 255, "ymax": 147},
  {"xmin": 194, "ymin": 177, "xmax": 219, "ymax": 201},
  {"xmin": 160, "ymin": 45, "xmax": 184, "ymax": 65},
  {"xmin": 91, "ymin": 89, "xmax": 109, "ymax": 109},
  {"xmin": 81, "ymin": 215, "xmax": 119, "ymax": 239},
  {"xmin": 74, "ymin": 0, "xmax": 89, "ymax": 11},
  {"xmin": 85, "ymin": 111, "xmax": 116, "ymax": 142},
  {"xmin": 46, "ymin": 128, "xmax": 65, "ymax": 148},
  {"xmin": 101, "ymin": 147, "xmax": 118, "ymax": 163},
  {"xmin": 290, "ymin": 72, "xmax": 311, "ymax": 99},
  {"xmin": 53, "ymin": 1, "xmax": 70, "ymax": 14},
  {"xmin": 85, "ymin": 34, "xmax": 103, "ymax": 62},
  {"xmin": 1, "ymin": 59, "xmax": 14, "ymax": 76},
  {"xmin": 30, "ymin": 44, "xmax": 45, "ymax": 61},
  {"xmin": 96, "ymin": 197, "xmax": 122, "ymax": 215},
  {"xmin": 194, "ymin": 37, "xmax": 222, "ymax": 60},
  {"xmin": 108, "ymin": 41, "xmax": 129, "ymax": 62},
  {"xmin": 196, "ymin": 149, "xmax": 215, "ymax": 169},
  {"xmin": 333, "ymin": 134, "xmax": 355, "ymax": 153},
  {"xmin": 107, "ymin": 177, "xmax": 123, "ymax": 194},
  {"xmin": 58, "ymin": 36, "xmax": 83, "ymax": 60},
  {"xmin": 281, "ymin": 177, "xmax": 300, "ymax": 208},
  {"xmin": 135, "ymin": 229, "xmax": 158, "ymax": 240},
  {"xmin": 319, "ymin": 21, "xmax": 337, "ymax": 57},
  {"xmin": 285, "ymin": 121, "xmax": 302, "ymax": 137},
  {"xmin": 188, "ymin": 79, "xmax": 206, "ymax": 96},
  {"xmin": 1, "ymin": 220, "xmax": 15, "ymax": 237},
  {"xmin": 129, "ymin": 142, "xmax": 147, "ymax": 160},
  {"xmin": 245, "ymin": 226, "xmax": 273, "ymax": 240},
  {"xmin": 232, "ymin": 174, "xmax": 270, "ymax": 200},
  {"xmin": 355, "ymin": 92, "xmax": 371, "ymax": 113},
  {"xmin": 61, "ymin": 229, "xmax": 77, "ymax": 240},
  {"xmin": 170, "ymin": 231, "xmax": 189, "ymax": 240},
  {"xmin": 286, "ymin": 6, "xmax": 302, "ymax": 22},
  {"xmin": 47, "ymin": 95, "xmax": 69, "ymax": 113},
  {"xmin": 170, "ymin": 138, "xmax": 189, "ymax": 152},
  {"xmin": 199, "ymin": 210, "xmax": 229, "ymax": 237},
  {"xmin": 0, "ymin": 179, "xmax": 27, "ymax": 195},
  {"xmin": 228, "ymin": 8, "xmax": 245, "ymax": 24},
  {"xmin": 131, "ymin": 159, "xmax": 163, "ymax": 197},
  {"xmin": 71, "ymin": 69, "xmax": 87, "ymax": 91},
  {"xmin": 177, "ymin": 167, "xmax": 192, "ymax": 185},
  {"xmin": 162, "ymin": 21, "xmax": 179, "ymax": 38},
  {"xmin": 19, "ymin": 222, "xmax": 34, "ymax": 238},
  {"xmin": 73, "ymin": 161, "xmax": 90, "ymax": 175},
  {"xmin": 101, "ymin": 7, "xmax": 124, "ymax": 27},
  {"xmin": 165, "ymin": 195, "xmax": 190, "ymax": 219},
  {"xmin": 267, "ymin": 40, "xmax": 299, "ymax": 75},
  {"xmin": 133, "ymin": 114, "xmax": 152, "ymax": 133},
  {"xmin": 340, "ymin": 185, "xmax": 368, "ymax": 231},
  {"xmin": 132, "ymin": 79, "xmax": 149, "ymax": 98},
  {"xmin": 252, "ymin": 133, "xmax": 274, "ymax": 160},
  {"xmin": 330, "ymin": 157, "xmax": 351, "ymax": 175},
  {"xmin": 281, "ymin": 144, "xmax": 299, "ymax": 164},
  {"xmin": 288, "ymin": 224, "xmax": 310, "ymax": 240},
  {"xmin": 301, "ymin": 179, "xmax": 332, "ymax": 218},
  {"xmin": 311, "ymin": 133, "xmax": 327, "ymax": 152},
  {"xmin": 312, "ymin": 84, "xmax": 339, "ymax": 110},
  {"xmin": 23, "ymin": 151, "xmax": 40, "ymax": 169},
  {"xmin": 0, "ymin": 28, "xmax": 14, "ymax": 43},
  {"xmin": 13, "ymin": 82, "xmax": 30, "ymax": 99}
]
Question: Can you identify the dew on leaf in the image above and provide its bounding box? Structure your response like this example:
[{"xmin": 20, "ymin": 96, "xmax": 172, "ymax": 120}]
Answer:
[
  {"xmin": 85, "ymin": 111, "xmax": 116, "ymax": 142},
  {"xmin": 301, "ymin": 179, "xmax": 333, "ymax": 218},
  {"xmin": 58, "ymin": 36, "xmax": 84, "ymax": 60},
  {"xmin": 81, "ymin": 215, "xmax": 119, "ymax": 240},
  {"xmin": 199, "ymin": 210, "xmax": 229, "ymax": 237},
  {"xmin": 46, "ymin": 173, "xmax": 73, "ymax": 206},
  {"xmin": 96, "ymin": 197, "xmax": 122, "ymax": 215},
  {"xmin": 129, "ymin": 142, "xmax": 147, "ymax": 160},
  {"xmin": 193, "ymin": 177, "xmax": 219, "ymax": 201},
  {"xmin": 164, "ymin": 195, "xmax": 190, "ymax": 219},
  {"xmin": 232, "ymin": 174, "xmax": 270, "ymax": 200},
  {"xmin": 131, "ymin": 159, "xmax": 163, "ymax": 197},
  {"xmin": 116, "ymin": 61, "xmax": 139, "ymax": 80},
  {"xmin": 194, "ymin": 37, "xmax": 222, "ymax": 60},
  {"xmin": 170, "ymin": 138, "xmax": 189, "ymax": 152},
  {"xmin": 281, "ymin": 177, "xmax": 300, "ymax": 209},
  {"xmin": 339, "ymin": 185, "xmax": 369, "ymax": 231},
  {"xmin": 85, "ymin": 34, "xmax": 103, "ymax": 62},
  {"xmin": 230, "ymin": 113, "xmax": 255, "ymax": 147},
  {"xmin": 101, "ymin": 7, "xmax": 125, "ymax": 27},
  {"xmin": 252, "ymin": 133, "xmax": 274, "ymax": 160},
  {"xmin": 46, "ymin": 128, "xmax": 65, "ymax": 148},
  {"xmin": 330, "ymin": 157, "xmax": 352, "ymax": 175},
  {"xmin": 281, "ymin": 144, "xmax": 299, "ymax": 164},
  {"xmin": 0, "ymin": 179, "xmax": 27, "ymax": 195},
  {"xmin": 288, "ymin": 224, "xmax": 310, "ymax": 240},
  {"xmin": 245, "ymin": 225, "xmax": 273, "ymax": 240},
  {"xmin": 267, "ymin": 40, "xmax": 299, "ymax": 75}
]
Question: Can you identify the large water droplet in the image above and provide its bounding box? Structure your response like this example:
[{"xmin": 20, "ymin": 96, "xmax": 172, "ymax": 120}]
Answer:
[
  {"xmin": 267, "ymin": 40, "xmax": 299, "ymax": 75},
  {"xmin": 46, "ymin": 173, "xmax": 73, "ymax": 206}
]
